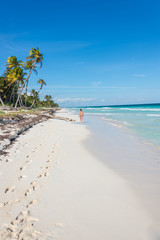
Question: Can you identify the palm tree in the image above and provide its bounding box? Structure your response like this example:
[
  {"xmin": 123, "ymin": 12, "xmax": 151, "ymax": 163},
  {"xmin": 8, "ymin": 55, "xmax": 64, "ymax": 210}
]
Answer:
[
  {"xmin": 45, "ymin": 95, "xmax": 52, "ymax": 102},
  {"xmin": 24, "ymin": 60, "xmax": 38, "ymax": 106},
  {"xmin": 5, "ymin": 56, "xmax": 23, "ymax": 70},
  {"xmin": 44, "ymin": 95, "xmax": 53, "ymax": 107},
  {"xmin": 30, "ymin": 89, "xmax": 38, "ymax": 98},
  {"xmin": 26, "ymin": 48, "xmax": 43, "ymax": 68},
  {"xmin": 6, "ymin": 67, "xmax": 26, "ymax": 107},
  {"xmin": 24, "ymin": 60, "xmax": 38, "ymax": 74},
  {"xmin": 38, "ymin": 79, "xmax": 46, "ymax": 91},
  {"xmin": 7, "ymin": 67, "xmax": 25, "ymax": 86},
  {"xmin": 30, "ymin": 79, "xmax": 46, "ymax": 108},
  {"xmin": 15, "ymin": 47, "xmax": 43, "ymax": 108}
]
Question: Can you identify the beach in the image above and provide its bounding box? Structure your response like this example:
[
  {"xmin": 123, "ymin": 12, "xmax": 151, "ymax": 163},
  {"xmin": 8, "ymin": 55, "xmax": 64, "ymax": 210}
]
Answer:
[{"xmin": 0, "ymin": 109, "xmax": 159, "ymax": 239}]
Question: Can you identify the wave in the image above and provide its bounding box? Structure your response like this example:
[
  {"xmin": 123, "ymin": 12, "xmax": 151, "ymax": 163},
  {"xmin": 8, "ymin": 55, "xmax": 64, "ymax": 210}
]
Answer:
[
  {"xmin": 101, "ymin": 117, "xmax": 123, "ymax": 128},
  {"xmin": 123, "ymin": 121, "xmax": 132, "ymax": 126},
  {"xmin": 146, "ymin": 114, "xmax": 160, "ymax": 117},
  {"xmin": 119, "ymin": 108, "xmax": 160, "ymax": 111},
  {"xmin": 86, "ymin": 113, "xmax": 122, "ymax": 116}
]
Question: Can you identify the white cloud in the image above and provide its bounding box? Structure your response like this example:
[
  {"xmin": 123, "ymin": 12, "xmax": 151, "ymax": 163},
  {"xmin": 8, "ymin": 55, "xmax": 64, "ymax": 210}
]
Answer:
[
  {"xmin": 55, "ymin": 97, "xmax": 94, "ymax": 103},
  {"xmin": 133, "ymin": 74, "xmax": 147, "ymax": 78},
  {"xmin": 92, "ymin": 81, "xmax": 102, "ymax": 87}
]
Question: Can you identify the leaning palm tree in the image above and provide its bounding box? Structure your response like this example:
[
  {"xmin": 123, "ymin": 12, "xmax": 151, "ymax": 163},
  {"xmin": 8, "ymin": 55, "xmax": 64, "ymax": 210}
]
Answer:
[
  {"xmin": 30, "ymin": 79, "xmax": 46, "ymax": 108},
  {"xmin": 15, "ymin": 47, "xmax": 43, "ymax": 108},
  {"xmin": 23, "ymin": 60, "xmax": 38, "ymax": 106},
  {"xmin": 5, "ymin": 56, "xmax": 23, "ymax": 70}
]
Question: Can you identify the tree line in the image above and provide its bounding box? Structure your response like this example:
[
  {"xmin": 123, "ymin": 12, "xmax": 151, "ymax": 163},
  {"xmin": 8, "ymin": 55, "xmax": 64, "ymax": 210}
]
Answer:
[{"xmin": 0, "ymin": 47, "xmax": 59, "ymax": 108}]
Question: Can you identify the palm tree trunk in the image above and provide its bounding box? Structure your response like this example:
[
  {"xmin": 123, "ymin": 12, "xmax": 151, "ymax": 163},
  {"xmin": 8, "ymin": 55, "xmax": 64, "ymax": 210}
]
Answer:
[
  {"xmin": 15, "ymin": 62, "xmax": 36, "ymax": 108},
  {"xmin": 25, "ymin": 80, "xmax": 29, "ymax": 106},
  {"xmin": 0, "ymin": 96, "xmax": 5, "ymax": 106},
  {"xmin": 10, "ymin": 85, "xmax": 15, "ymax": 103},
  {"xmin": 30, "ymin": 99, "xmax": 36, "ymax": 108},
  {"xmin": 20, "ymin": 95, "xmax": 23, "ymax": 107},
  {"xmin": 29, "ymin": 87, "xmax": 41, "ymax": 108}
]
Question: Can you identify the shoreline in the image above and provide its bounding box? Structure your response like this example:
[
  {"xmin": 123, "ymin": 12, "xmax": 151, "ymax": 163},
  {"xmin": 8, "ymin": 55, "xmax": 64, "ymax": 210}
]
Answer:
[
  {"xmin": 85, "ymin": 115, "xmax": 160, "ymax": 234},
  {"xmin": 0, "ymin": 109, "xmax": 159, "ymax": 239}
]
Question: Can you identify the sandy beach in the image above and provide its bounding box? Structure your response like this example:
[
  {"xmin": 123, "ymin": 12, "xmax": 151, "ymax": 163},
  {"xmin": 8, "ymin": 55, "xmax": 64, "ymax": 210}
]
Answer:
[{"xmin": 0, "ymin": 109, "xmax": 158, "ymax": 239}]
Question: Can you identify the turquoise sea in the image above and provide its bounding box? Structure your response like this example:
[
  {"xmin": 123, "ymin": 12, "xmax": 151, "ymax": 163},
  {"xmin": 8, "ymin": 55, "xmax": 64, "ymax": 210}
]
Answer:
[{"xmin": 72, "ymin": 104, "xmax": 160, "ymax": 147}]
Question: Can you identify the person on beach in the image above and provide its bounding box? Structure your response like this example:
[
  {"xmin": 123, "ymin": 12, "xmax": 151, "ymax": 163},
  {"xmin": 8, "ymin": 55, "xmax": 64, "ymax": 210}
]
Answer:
[{"xmin": 79, "ymin": 109, "xmax": 84, "ymax": 124}]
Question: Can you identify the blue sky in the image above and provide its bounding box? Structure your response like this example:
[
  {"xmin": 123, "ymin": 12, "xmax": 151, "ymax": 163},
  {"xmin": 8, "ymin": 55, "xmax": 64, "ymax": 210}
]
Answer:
[{"xmin": 0, "ymin": 0, "xmax": 160, "ymax": 106}]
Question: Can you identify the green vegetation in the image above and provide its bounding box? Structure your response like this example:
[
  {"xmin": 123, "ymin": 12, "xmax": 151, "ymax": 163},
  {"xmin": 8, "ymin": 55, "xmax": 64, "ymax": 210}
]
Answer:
[
  {"xmin": 0, "ymin": 48, "xmax": 59, "ymax": 108},
  {"xmin": 0, "ymin": 110, "xmax": 5, "ymax": 114}
]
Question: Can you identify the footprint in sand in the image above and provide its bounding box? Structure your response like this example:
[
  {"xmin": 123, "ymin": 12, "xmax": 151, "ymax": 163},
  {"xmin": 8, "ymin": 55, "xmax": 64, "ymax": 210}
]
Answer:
[
  {"xmin": 41, "ymin": 166, "xmax": 51, "ymax": 170},
  {"xmin": 37, "ymin": 171, "xmax": 49, "ymax": 179},
  {"xmin": 30, "ymin": 180, "xmax": 37, "ymax": 186},
  {"xmin": 5, "ymin": 159, "xmax": 12, "ymax": 163},
  {"xmin": 12, "ymin": 210, "xmax": 30, "ymax": 224},
  {"xmin": 18, "ymin": 210, "xmax": 29, "ymax": 218},
  {"xmin": 44, "ymin": 172, "xmax": 49, "ymax": 177},
  {"xmin": 32, "ymin": 184, "xmax": 39, "ymax": 191},
  {"xmin": 18, "ymin": 175, "xmax": 27, "ymax": 180},
  {"xmin": 24, "ymin": 188, "xmax": 32, "ymax": 197},
  {"xmin": 37, "ymin": 174, "xmax": 43, "ymax": 179},
  {"xmin": 3, "ymin": 201, "xmax": 9, "ymax": 206},
  {"xmin": 30, "ymin": 181, "xmax": 39, "ymax": 191},
  {"xmin": 3, "ymin": 199, "xmax": 19, "ymax": 208},
  {"xmin": 2, "ymin": 226, "xmax": 18, "ymax": 238},
  {"xmin": 20, "ymin": 166, "xmax": 26, "ymax": 171},
  {"xmin": 46, "ymin": 166, "xmax": 51, "ymax": 169},
  {"xmin": 26, "ymin": 200, "xmax": 37, "ymax": 208},
  {"xmin": 0, "ymin": 202, "xmax": 12, "ymax": 207},
  {"xmin": 5, "ymin": 186, "xmax": 15, "ymax": 193}
]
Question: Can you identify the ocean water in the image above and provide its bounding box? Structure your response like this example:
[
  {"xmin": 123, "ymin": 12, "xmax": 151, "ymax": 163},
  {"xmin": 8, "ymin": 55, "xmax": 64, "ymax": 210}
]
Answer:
[{"xmin": 71, "ymin": 104, "xmax": 160, "ymax": 147}]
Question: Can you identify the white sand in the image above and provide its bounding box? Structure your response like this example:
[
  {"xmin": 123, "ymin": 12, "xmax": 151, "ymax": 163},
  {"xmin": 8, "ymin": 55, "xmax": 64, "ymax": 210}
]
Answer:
[{"xmin": 0, "ymin": 109, "xmax": 154, "ymax": 239}]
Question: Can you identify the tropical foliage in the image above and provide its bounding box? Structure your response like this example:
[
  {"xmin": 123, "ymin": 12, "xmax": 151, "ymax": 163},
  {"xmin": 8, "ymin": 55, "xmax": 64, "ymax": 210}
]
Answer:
[{"xmin": 0, "ymin": 48, "xmax": 59, "ymax": 108}]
